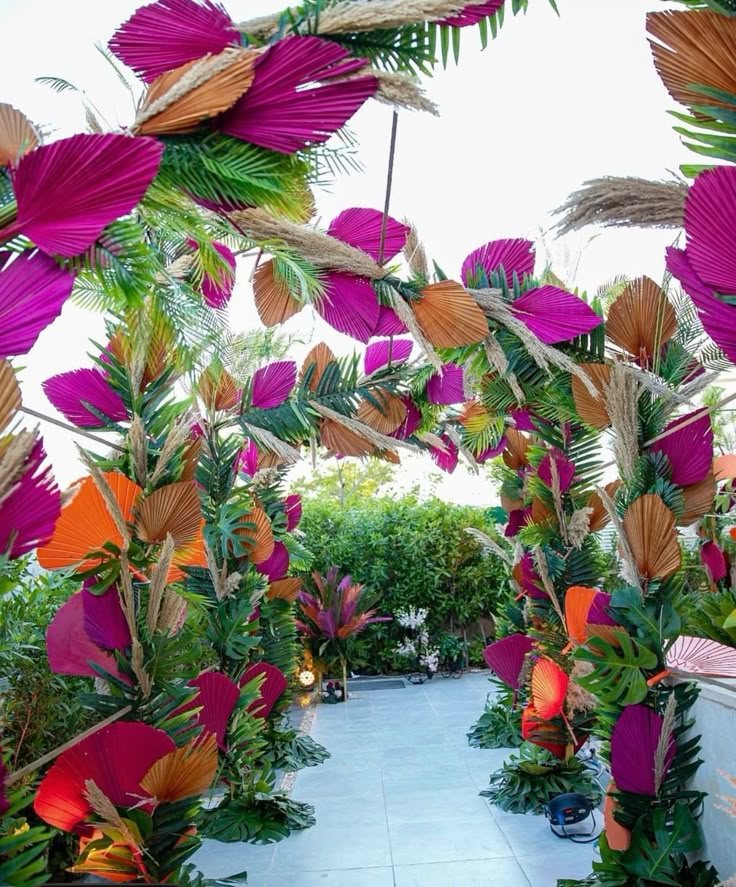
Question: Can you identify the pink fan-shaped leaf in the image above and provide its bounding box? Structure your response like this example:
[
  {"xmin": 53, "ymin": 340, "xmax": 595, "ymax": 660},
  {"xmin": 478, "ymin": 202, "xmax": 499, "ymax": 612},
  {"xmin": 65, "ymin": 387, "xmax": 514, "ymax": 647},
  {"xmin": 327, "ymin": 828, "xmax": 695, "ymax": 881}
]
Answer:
[
  {"xmin": 284, "ymin": 494, "xmax": 302, "ymax": 531},
  {"xmin": 0, "ymin": 440, "xmax": 60, "ymax": 559},
  {"xmin": 651, "ymin": 410, "xmax": 713, "ymax": 487},
  {"xmin": 511, "ymin": 409, "xmax": 537, "ymax": 432},
  {"xmin": 588, "ymin": 591, "xmax": 616, "ymax": 626},
  {"xmin": 511, "ymin": 286, "xmax": 602, "ymax": 344},
  {"xmin": 184, "ymin": 671, "xmax": 240, "ymax": 750},
  {"xmin": 198, "ymin": 241, "xmax": 236, "ymax": 309},
  {"xmin": 476, "ymin": 437, "xmax": 507, "ymax": 462},
  {"xmin": 34, "ymin": 721, "xmax": 175, "ymax": 832},
  {"xmin": 666, "ymin": 635, "xmax": 736, "ymax": 677},
  {"xmin": 439, "ymin": 0, "xmax": 504, "ymax": 26},
  {"xmin": 505, "ymin": 507, "xmax": 532, "ymax": 538},
  {"xmin": 391, "ymin": 397, "xmax": 422, "ymax": 440},
  {"xmin": 515, "ymin": 552, "xmax": 547, "ymax": 599},
  {"xmin": 426, "ymin": 363, "xmax": 465, "ymax": 405},
  {"xmin": 109, "ymin": 0, "xmax": 239, "ymax": 82},
  {"xmin": 667, "ymin": 247, "xmax": 736, "ymax": 363},
  {"xmin": 684, "ymin": 166, "xmax": 736, "ymax": 295},
  {"xmin": 43, "ymin": 368, "xmax": 128, "ymax": 428},
  {"xmin": 256, "ymin": 541, "xmax": 289, "ymax": 581},
  {"xmin": 237, "ymin": 439, "xmax": 258, "ymax": 477},
  {"xmin": 538, "ymin": 448, "xmax": 576, "ymax": 494},
  {"xmin": 374, "ymin": 305, "xmax": 407, "ymax": 336},
  {"xmin": 316, "ymin": 272, "xmax": 379, "ymax": 343},
  {"xmin": 364, "ymin": 338, "xmax": 413, "ymax": 375},
  {"xmin": 46, "ymin": 592, "xmax": 126, "ymax": 681},
  {"xmin": 430, "ymin": 434, "xmax": 458, "ymax": 473},
  {"xmin": 216, "ymin": 36, "xmax": 377, "ymax": 154},
  {"xmin": 461, "ymin": 238, "xmax": 535, "ymax": 287},
  {"xmin": 6, "ymin": 134, "xmax": 163, "ymax": 257},
  {"xmin": 82, "ymin": 582, "xmax": 132, "ymax": 651},
  {"xmin": 251, "ymin": 360, "xmax": 297, "ymax": 409},
  {"xmin": 483, "ymin": 633, "xmax": 533, "ymax": 690},
  {"xmin": 240, "ymin": 662, "xmax": 288, "ymax": 719},
  {"xmin": 610, "ymin": 704, "xmax": 675, "ymax": 796},
  {"xmin": 0, "ymin": 251, "xmax": 75, "ymax": 359},
  {"xmin": 328, "ymin": 208, "xmax": 409, "ymax": 262},
  {"xmin": 701, "ymin": 541, "xmax": 727, "ymax": 583}
]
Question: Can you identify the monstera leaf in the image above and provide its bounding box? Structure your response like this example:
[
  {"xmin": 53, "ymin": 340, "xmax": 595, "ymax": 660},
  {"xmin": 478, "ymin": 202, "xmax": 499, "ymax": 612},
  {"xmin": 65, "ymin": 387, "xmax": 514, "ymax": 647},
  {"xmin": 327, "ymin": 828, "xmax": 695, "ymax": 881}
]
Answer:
[
  {"xmin": 574, "ymin": 629, "xmax": 658, "ymax": 705},
  {"xmin": 622, "ymin": 804, "xmax": 702, "ymax": 885}
]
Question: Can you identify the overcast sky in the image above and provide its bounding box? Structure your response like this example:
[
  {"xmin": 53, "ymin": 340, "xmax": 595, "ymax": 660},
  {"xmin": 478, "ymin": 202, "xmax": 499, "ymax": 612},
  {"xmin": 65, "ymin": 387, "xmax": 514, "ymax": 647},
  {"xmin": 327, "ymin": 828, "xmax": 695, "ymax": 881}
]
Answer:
[{"xmin": 2, "ymin": 0, "xmax": 690, "ymax": 501}]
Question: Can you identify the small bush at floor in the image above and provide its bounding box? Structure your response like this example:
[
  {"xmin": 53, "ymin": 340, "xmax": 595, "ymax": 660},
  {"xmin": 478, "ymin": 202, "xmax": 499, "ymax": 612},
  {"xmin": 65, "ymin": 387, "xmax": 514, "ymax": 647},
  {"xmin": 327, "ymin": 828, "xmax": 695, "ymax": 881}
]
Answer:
[{"xmin": 467, "ymin": 693, "xmax": 523, "ymax": 749}]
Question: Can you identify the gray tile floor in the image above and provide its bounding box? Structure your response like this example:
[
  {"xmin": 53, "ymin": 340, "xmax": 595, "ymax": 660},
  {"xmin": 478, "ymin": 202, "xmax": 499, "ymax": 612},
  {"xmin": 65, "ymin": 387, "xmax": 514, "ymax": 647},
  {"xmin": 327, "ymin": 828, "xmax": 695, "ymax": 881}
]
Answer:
[{"xmin": 193, "ymin": 672, "xmax": 599, "ymax": 886}]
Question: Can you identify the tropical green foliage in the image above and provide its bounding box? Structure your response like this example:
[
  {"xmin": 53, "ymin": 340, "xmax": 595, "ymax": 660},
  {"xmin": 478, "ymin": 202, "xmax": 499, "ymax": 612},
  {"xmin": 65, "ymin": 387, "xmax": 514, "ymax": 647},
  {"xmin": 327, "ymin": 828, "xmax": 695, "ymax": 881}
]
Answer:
[{"xmin": 467, "ymin": 687, "xmax": 524, "ymax": 749}]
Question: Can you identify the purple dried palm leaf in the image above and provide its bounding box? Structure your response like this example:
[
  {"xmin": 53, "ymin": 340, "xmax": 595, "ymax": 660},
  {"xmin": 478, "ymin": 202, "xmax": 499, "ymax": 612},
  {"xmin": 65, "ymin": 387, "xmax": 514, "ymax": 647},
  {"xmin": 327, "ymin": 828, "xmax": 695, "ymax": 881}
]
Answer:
[
  {"xmin": 538, "ymin": 448, "xmax": 576, "ymax": 494},
  {"xmin": 439, "ymin": 0, "xmax": 504, "ymax": 26},
  {"xmin": 46, "ymin": 592, "xmax": 126, "ymax": 681},
  {"xmin": 587, "ymin": 591, "xmax": 616, "ymax": 626},
  {"xmin": 0, "ymin": 251, "xmax": 75, "ymax": 358},
  {"xmin": 0, "ymin": 440, "xmax": 60, "ymax": 559},
  {"xmin": 483, "ymin": 633, "xmax": 533, "ymax": 690},
  {"xmin": 240, "ymin": 662, "xmax": 288, "ymax": 719},
  {"xmin": 511, "ymin": 409, "xmax": 538, "ymax": 432},
  {"xmin": 461, "ymin": 238, "xmax": 535, "ymax": 287},
  {"xmin": 701, "ymin": 541, "xmax": 727, "ymax": 583},
  {"xmin": 316, "ymin": 272, "xmax": 380, "ymax": 343},
  {"xmin": 216, "ymin": 36, "xmax": 377, "ymax": 154},
  {"xmin": 251, "ymin": 360, "xmax": 297, "ymax": 409},
  {"xmin": 364, "ymin": 338, "xmax": 413, "ymax": 375},
  {"xmin": 651, "ymin": 409, "xmax": 713, "ymax": 487},
  {"xmin": 6, "ymin": 134, "xmax": 163, "ymax": 257},
  {"xmin": 505, "ymin": 506, "xmax": 531, "ymax": 538},
  {"xmin": 284, "ymin": 494, "xmax": 302, "ymax": 531},
  {"xmin": 255, "ymin": 541, "xmax": 289, "ymax": 581},
  {"xmin": 684, "ymin": 166, "xmax": 736, "ymax": 295},
  {"xmin": 426, "ymin": 363, "xmax": 465, "ymax": 405},
  {"xmin": 610, "ymin": 704, "xmax": 675, "ymax": 796},
  {"xmin": 476, "ymin": 436, "xmax": 507, "ymax": 462},
  {"xmin": 430, "ymin": 434, "xmax": 458, "ymax": 473},
  {"xmin": 328, "ymin": 208, "xmax": 409, "ymax": 262},
  {"xmin": 237, "ymin": 438, "xmax": 259, "ymax": 477},
  {"xmin": 510, "ymin": 286, "xmax": 602, "ymax": 344},
  {"xmin": 374, "ymin": 305, "xmax": 408, "ymax": 336},
  {"xmin": 517, "ymin": 552, "xmax": 547, "ymax": 599},
  {"xmin": 109, "ymin": 0, "xmax": 239, "ymax": 82},
  {"xmin": 43, "ymin": 368, "xmax": 128, "ymax": 428},
  {"xmin": 189, "ymin": 240, "xmax": 236, "ymax": 309},
  {"xmin": 82, "ymin": 581, "xmax": 132, "ymax": 651},
  {"xmin": 391, "ymin": 397, "xmax": 422, "ymax": 440}
]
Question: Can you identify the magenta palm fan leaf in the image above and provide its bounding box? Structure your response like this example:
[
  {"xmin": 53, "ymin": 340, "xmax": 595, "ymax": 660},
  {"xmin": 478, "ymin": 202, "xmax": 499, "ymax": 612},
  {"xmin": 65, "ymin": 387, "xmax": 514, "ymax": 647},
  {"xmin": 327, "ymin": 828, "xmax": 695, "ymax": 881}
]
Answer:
[
  {"xmin": 256, "ymin": 541, "xmax": 289, "ymax": 581},
  {"xmin": 374, "ymin": 305, "xmax": 408, "ymax": 336},
  {"xmin": 43, "ymin": 368, "xmax": 128, "ymax": 428},
  {"xmin": 4, "ymin": 134, "xmax": 164, "ymax": 257},
  {"xmin": 426, "ymin": 363, "xmax": 465, "ymax": 405},
  {"xmin": 316, "ymin": 273, "xmax": 380, "ymax": 343},
  {"xmin": 701, "ymin": 541, "xmax": 727, "ymax": 583},
  {"xmin": 610, "ymin": 704, "xmax": 675, "ymax": 796},
  {"xmin": 184, "ymin": 672, "xmax": 240, "ymax": 750},
  {"xmin": 364, "ymin": 339, "xmax": 413, "ymax": 375},
  {"xmin": 251, "ymin": 360, "xmax": 297, "ymax": 409},
  {"xmin": 461, "ymin": 238, "xmax": 535, "ymax": 287},
  {"xmin": 198, "ymin": 241, "xmax": 236, "ymax": 309},
  {"xmin": 482, "ymin": 633, "xmax": 534, "ymax": 690},
  {"xmin": 439, "ymin": 0, "xmax": 504, "ymax": 26},
  {"xmin": 0, "ymin": 251, "xmax": 75, "ymax": 358},
  {"xmin": 650, "ymin": 410, "xmax": 713, "ymax": 487},
  {"xmin": 0, "ymin": 440, "xmax": 60, "ymax": 558},
  {"xmin": 510, "ymin": 286, "xmax": 602, "ymax": 344},
  {"xmin": 505, "ymin": 506, "xmax": 531, "ymax": 538},
  {"xmin": 683, "ymin": 166, "xmax": 736, "ymax": 295},
  {"xmin": 538, "ymin": 448, "xmax": 576, "ymax": 493},
  {"xmin": 430, "ymin": 434, "xmax": 459, "ymax": 473},
  {"xmin": 82, "ymin": 582, "xmax": 132, "ymax": 651},
  {"xmin": 327, "ymin": 208, "xmax": 410, "ymax": 262},
  {"xmin": 665, "ymin": 635, "xmax": 736, "ymax": 678},
  {"xmin": 284, "ymin": 494, "xmax": 302, "ymax": 531},
  {"xmin": 217, "ymin": 36, "xmax": 377, "ymax": 154},
  {"xmin": 391, "ymin": 396, "xmax": 422, "ymax": 441},
  {"xmin": 109, "ymin": 0, "xmax": 240, "ymax": 83},
  {"xmin": 240, "ymin": 662, "xmax": 288, "ymax": 719}
]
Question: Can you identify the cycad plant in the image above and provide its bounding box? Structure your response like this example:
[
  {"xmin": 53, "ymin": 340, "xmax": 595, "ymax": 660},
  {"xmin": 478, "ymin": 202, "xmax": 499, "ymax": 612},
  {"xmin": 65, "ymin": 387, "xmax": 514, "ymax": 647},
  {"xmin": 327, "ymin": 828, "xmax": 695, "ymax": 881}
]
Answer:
[{"xmin": 297, "ymin": 567, "xmax": 390, "ymax": 700}]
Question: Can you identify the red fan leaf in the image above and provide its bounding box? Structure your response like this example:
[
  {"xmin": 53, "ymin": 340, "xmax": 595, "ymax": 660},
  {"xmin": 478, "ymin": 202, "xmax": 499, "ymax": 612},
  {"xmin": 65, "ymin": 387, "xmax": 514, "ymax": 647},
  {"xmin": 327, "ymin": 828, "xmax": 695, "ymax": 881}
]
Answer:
[
  {"xmin": 482, "ymin": 633, "xmax": 533, "ymax": 690},
  {"xmin": 240, "ymin": 662, "xmax": 288, "ymax": 719}
]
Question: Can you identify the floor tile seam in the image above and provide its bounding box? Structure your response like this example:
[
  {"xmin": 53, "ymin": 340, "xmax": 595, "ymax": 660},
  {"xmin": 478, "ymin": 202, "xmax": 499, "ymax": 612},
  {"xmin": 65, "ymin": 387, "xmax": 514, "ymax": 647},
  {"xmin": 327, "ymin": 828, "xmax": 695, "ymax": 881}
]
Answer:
[{"xmin": 378, "ymin": 766, "xmax": 398, "ymax": 887}]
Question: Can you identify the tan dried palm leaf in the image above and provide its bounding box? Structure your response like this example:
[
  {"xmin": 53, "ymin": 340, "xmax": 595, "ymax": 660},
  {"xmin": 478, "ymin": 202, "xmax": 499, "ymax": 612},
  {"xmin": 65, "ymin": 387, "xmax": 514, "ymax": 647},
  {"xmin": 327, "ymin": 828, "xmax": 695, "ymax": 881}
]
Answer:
[
  {"xmin": 503, "ymin": 428, "xmax": 531, "ymax": 470},
  {"xmin": 320, "ymin": 417, "xmax": 374, "ymax": 457},
  {"xmin": 235, "ymin": 506, "xmax": 275, "ymax": 563},
  {"xmin": 135, "ymin": 482, "xmax": 202, "ymax": 546},
  {"xmin": 679, "ymin": 472, "xmax": 716, "ymax": 526},
  {"xmin": 356, "ymin": 391, "xmax": 406, "ymax": 435},
  {"xmin": 587, "ymin": 481, "xmax": 622, "ymax": 532},
  {"xmin": 571, "ymin": 363, "xmax": 611, "ymax": 429},
  {"xmin": 254, "ymin": 259, "xmax": 303, "ymax": 327},
  {"xmin": 0, "ymin": 103, "xmax": 39, "ymax": 167},
  {"xmin": 268, "ymin": 577, "xmax": 302, "ymax": 602},
  {"xmin": 140, "ymin": 734, "xmax": 218, "ymax": 803},
  {"xmin": 198, "ymin": 366, "xmax": 239, "ymax": 411},
  {"xmin": 607, "ymin": 277, "xmax": 677, "ymax": 360},
  {"xmin": 622, "ymin": 494, "xmax": 681, "ymax": 580},
  {"xmin": 412, "ymin": 281, "xmax": 488, "ymax": 348},
  {"xmin": 300, "ymin": 342, "xmax": 335, "ymax": 392}
]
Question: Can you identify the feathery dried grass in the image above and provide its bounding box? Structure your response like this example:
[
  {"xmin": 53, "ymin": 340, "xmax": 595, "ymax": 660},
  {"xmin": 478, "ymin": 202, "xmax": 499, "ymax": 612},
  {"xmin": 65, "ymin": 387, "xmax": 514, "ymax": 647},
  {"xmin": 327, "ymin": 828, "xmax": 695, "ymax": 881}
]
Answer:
[
  {"xmin": 444, "ymin": 425, "xmax": 479, "ymax": 474},
  {"xmin": 596, "ymin": 485, "xmax": 641, "ymax": 590},
  {"xmin": 654, "ymin": 693, "xmax": 677, "ymax": 794},
  {"xmin": 567, "ymin": 507, "xmax": 592, "ymax": 550},
  {"xmin": 371, "ymin": 70, "xmax": 439, "ymax": 115},
  {"xmin": 553, "ymin": 176, "xmax": 688, "ymax": 235},
  {"xmin": 242, "ymin": 422, "xmax": 302, "ymax": 464},
  {"xmin": 85, "ymin": 780, "xmax": 140, "ymax": 846},
  {"xmin": 464, "ymin": 527, "xmax": 512, "ymax": 565},
  {"xmin": 128, "ymin": 416, "xmax": 148, "ymax": 487},
  {"xmin": 604, "ymin": 363, "xmax": 642, "ymax": 483},
  {"xmin": 205, "ymin": 538, "xmax": 227, "ymax": 601},
  {"xmin": 131, "ymin": 639, "xmax": 152, "ymax": 698},
  {"xmin": 155, "ymin": 254, "xmax": 195, "ymax": 283},
  {"xmin": 567, "ymin": 660, "xmax": 598, "ymax": 716},
  {"xmin": 312, "ymin": 402, "xmax": 418, "ymax": 454},
  {"xmin": 484, "ymin": 335, "xmax": 525, "ymax": 404},
  {"xmin": 79, "ymin": 449, "xmax": 132, "ymax": 548},
  {"xmin": 149, "ymin": 415, "xmax": 193, "ymax": 487},
  {"xmin": 147, "ymin": 534, "xmax": 176, "ymax": 634},
  {"xmin": 157, "ymin": 587, "xmax": 187, "ymax": 634},
  {"xmin": 0, "ymin": 429, "xmax": 38, "ymax": 507},
  {"xmin": 403, "ymin": 222, "xmax": 430, "ymax": 279},
  {"xmin": 533, "ymin": 546, "xmax": 565, "ymax": 627},
  {"xmin": 387, "ymin": 288, "xmax": 443, "ymax": 369}
]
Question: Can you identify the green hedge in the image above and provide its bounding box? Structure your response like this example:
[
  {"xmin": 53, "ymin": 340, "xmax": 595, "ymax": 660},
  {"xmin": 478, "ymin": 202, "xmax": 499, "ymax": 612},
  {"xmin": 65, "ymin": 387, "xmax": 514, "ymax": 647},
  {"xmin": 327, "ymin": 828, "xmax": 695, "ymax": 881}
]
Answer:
[{"xmin": 300, "ymin": 497, "xmax": 510, "ymax": 673}]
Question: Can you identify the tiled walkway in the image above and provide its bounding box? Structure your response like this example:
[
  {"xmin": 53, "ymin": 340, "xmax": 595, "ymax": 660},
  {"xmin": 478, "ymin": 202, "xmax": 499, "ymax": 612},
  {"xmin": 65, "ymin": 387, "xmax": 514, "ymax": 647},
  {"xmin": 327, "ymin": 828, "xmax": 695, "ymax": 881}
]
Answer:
[{"xmin": 194, "ymin": 672, "xmax": 599, "ymax": 886}]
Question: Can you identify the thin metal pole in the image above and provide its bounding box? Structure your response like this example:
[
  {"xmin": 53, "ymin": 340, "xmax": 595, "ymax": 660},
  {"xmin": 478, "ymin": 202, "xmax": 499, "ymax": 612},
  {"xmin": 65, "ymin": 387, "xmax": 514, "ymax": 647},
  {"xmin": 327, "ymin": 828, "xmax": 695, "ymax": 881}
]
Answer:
[
  {"xmin": 379, "ymin": 110, "xmax": 400, "ymax": 368},
  {"xmin": 22, "ymin": 406, "xmax": 125, "ymax": 452}
]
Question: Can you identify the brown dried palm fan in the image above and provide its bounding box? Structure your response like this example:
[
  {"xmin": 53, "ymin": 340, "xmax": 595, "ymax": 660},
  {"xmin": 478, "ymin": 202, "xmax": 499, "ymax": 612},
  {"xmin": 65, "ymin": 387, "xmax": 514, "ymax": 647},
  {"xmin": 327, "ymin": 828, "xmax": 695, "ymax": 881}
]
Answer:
[
  {"xmin": 234, "ymin": 506, "xmax": 274, "ymax": 563},
  {"xmin": 503, "ymin": 428, "xmax": 531, "ymax": 470},
  {"xmin": 622, "ymin": 494, "xmax": 681, "ymax": 581},
  {"xmin": 300, "ymin": 342, "xmax": 335, "ymax": 391},
  {"xmin": 501, "ymin": 493, "xmax": 524, "ymax": 513},
  {"xmin": 356, "ymin": 391, "xmax": 406, "ymax": 435},
  {"xmin": 571, "ymin": 363, "xmax": 611, "ymax": 429},
  {"xmin": 607, "ymin": 277, "xmax": 677, "ymax": 361},
  {"xmin": 268, "ymin": 578, "xmax": 301, "ymax": 603},
  {"xmin": 198, "ymin": 366, "xmax": 239, "ymax": 411},
  {"xmin": 648, "ymin": 10, "xmax": 736, "ymax": 115},
  {"xmin": 320, "ymin": 418, "xmax": 374, "ymax": 457},
  {"xmin": 0, "ymin": 360, "xmax": 21, "ymax": 432},
  {"xmin": 180, "ymin": 438, "xmax": 202, "ymax": 483},
  {"xmin": 459, "ymin": 400, "xmax": 492, "ymax": 433},
  {"xmin": 0, "ymin": 103, "xmax": 39, "ymax": 167},
  {"xmin": 679, "ymin": 473, "xmax": 716, "ymax": 526},
  {"xmin": 135, "ymin": 482, "xmax": 203, "ymax": 546},
  {"xmin": 256, "ymin": 449, "xmax": 286, "ymax": 470},
  {"xmin": 530, "ymin": 496, "xmax": 556, "ymax": 528},
  {"xmin": 586, "ymin": 481, "xmax": 621, "ymax": 533},
  {"xmin": 254, "ymin": 260, "xmax": 303, "ymax": 327},
  {"xmin": 134, "ymin": 48, "xmax": 258, "ymax": 136},
  {"xmin": 412, "ymin": 281, "xmax": 488, "ymax": 348}
]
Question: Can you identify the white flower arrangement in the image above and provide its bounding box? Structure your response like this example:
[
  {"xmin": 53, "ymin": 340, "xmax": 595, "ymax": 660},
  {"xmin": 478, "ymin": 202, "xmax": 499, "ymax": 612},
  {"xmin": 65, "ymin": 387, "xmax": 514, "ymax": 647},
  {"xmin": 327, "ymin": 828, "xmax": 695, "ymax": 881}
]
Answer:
[{"xmin": 394, "ymin": 608, "xmax": 438, "ymax": 672}]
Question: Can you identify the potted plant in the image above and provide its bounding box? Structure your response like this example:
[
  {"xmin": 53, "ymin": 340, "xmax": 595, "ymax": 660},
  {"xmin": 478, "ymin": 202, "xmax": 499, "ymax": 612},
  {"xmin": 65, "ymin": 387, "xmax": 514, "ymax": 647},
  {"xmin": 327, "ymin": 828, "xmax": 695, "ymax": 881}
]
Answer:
[{"xmin": 394, "ymin": 608, "xmax": 440, "ymax": 683}]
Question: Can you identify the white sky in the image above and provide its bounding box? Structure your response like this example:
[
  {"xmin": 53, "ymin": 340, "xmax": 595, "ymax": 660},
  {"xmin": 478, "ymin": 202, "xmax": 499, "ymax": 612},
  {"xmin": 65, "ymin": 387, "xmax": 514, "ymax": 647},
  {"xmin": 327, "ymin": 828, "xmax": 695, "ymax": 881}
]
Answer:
[{"xmin": 1, "ymin": 0, "xmax": 691, "ymax": 503}]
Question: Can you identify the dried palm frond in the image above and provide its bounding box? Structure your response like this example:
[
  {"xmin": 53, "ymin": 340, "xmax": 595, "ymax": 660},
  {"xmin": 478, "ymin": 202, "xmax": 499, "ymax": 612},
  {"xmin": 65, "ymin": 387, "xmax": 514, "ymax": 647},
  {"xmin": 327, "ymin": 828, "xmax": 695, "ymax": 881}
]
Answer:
[
  {"xmin": 413, "ymin": 281, "xmax": 488, "ymax": 348},
  {"xmin": 503, "ymin": 427, "xmax": 531, "ymax": 470},
  {"xmin": 254, "ymin": 259, "xmax": 303, "ymax": 328},
  {"xmin": 319, "ymin": 417, "xmax": 375, "ymax": 457},
  {"xmin": 679, "ymin": 472, "xmax": 716, "ymax": 526},
  {"xmin": 484, "ymin": 335, "xmax": 525, "ymax": 404},
  {"xmin": 0, "ymin": 103, "xmax": 39, "ymax": 167},
  {"xmin": 571, "ymin": 363, "xmax": 611, "ymax": 429},
  {"xmin": 607, "ymin": 277, "xmax": 677, "ymax": 360},
  {"xmin": 313, "ymin": 402, "xmax": 417, "ymax": 454},
  {"xmin": 135, "ymin": 482, "xmax": 202, "ymax": 546},
  {"xmin": 356, "ymin": 391, "xmax": 407, "ymax": 435},
  {"xmin": 622, "ymin": 494, "xmax": 681, "ymax": 581},
  {"xmin": 387, "ymin": 288, "xmax": 443, "ymax": 370},
  {"xmin": 553, "ymin": 176, "xmax": 688, "ymax": 234},
  {"xmin": 300, "ymin": 342, "xmax": 336, "ymax": 391}
]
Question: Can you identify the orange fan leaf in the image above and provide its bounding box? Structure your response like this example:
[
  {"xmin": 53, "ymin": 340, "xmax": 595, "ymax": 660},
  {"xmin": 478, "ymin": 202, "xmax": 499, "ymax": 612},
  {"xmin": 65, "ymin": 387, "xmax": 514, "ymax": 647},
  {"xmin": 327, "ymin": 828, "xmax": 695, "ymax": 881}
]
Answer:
[
  {"xmin": 603, "ymin": 782, "xmax": 631, "ymax": 852},
  {"xmin": 714, "ymin": 454, "xmax": 736, "ymax": 482},
  {"xmin": 503, "ymin": 428, "xmax": 531, "ymax": 470},
  {"xmin": 622, "ymin": 493, "xmax": 681, "ymax": 580},
  {"xmin": 356, "ymin": 392, "xmax": 406, "ymax": 435},
  {"xmin": 135, "ymin": 482, "xmax": 202, "ymax": 546},
  {"xmin": 586, "ymin": 481, "xmax": 621, "ymax": 532},
  {"xmin": 0, "ymin": 103, "xmax": 39, "ymax": 167},
  {"xmin": 0, "ymin": 359, "xmax": 21, "ymax": 433},
  {"xmin": 268, "ymin": 577, "xmax": 301, "ymax": 602},
  {"xmin": 320, "ymin": 418, "xmax": 374, "ymax": 457},
  {"xmin": 564, "ymin": 586, "xmax": 599, "ymax": 647},
  {"xmin": 678, "ymin": 472, "xmax": 716, "ymax": 526},
  {"xmin": 606, "ymin": 277, "xmax": 677, "ymax": 360},
  {"xmin": 135, "ymin": 49, "xmax": 257, "ymax": 136},
  {"xmin": 234, "ymin": 506, "xmax": 274, "ymax": 563},
  {"xmin": 254, "ymin": 259, "xmax": 302, "ymax": 327},
  {"xmin": 198, "ymin": 366, "xmax": 239, "ymax": 411},
  {"xmin": 180, "ymin": 438, "xmax": 202, "ymax": 483},
  {"xmin": 571, "ymin": 363, "xmax": 611, "ymax": 429},
  {"xmin": 167, "ymin": 523, "xmax": 207, "ymax": 582},
  {"xmin": 300, "ymin": 342, "xmax": 335, "ymax": 392},
  {"xmin": 412, "ymin": 281, "xmax": 488, "ymax": 348},
  {"xmin": 139, "ymin": 734, "xmax": 218, "ymax": 803},
  {"xmin": 530, "ymin": 496, "xmax": 556, "ymax": 528},
  {"xmin": 37, "ymin": 473, "xmax": 142, "ymax": 571},
  {"xmin": 531, "ymin": 659, "xmax": 569, "ymax": 721}
]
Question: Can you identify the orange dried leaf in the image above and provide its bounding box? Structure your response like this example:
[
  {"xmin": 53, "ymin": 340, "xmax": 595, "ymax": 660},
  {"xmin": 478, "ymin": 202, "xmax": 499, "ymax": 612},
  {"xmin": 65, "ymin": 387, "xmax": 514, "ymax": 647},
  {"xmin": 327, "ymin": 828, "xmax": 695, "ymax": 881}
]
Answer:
[
  {"xmin": 135, "ymin": 482, "xmax": 202, "ymax": 546},
  {"xmin": 622, "ymin": 493, "xmax": 681, "ymax": 580},
  {"xmin": 607, "ymin": 277, "xmax": 676, "ymax": 359},
  {"xmin": 412, "ymin": 281, "xmax": 488, "ymax": 348},
  {"xmin": 254, "ymin": 259, "xmax": 302, "ymax": 327}
]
